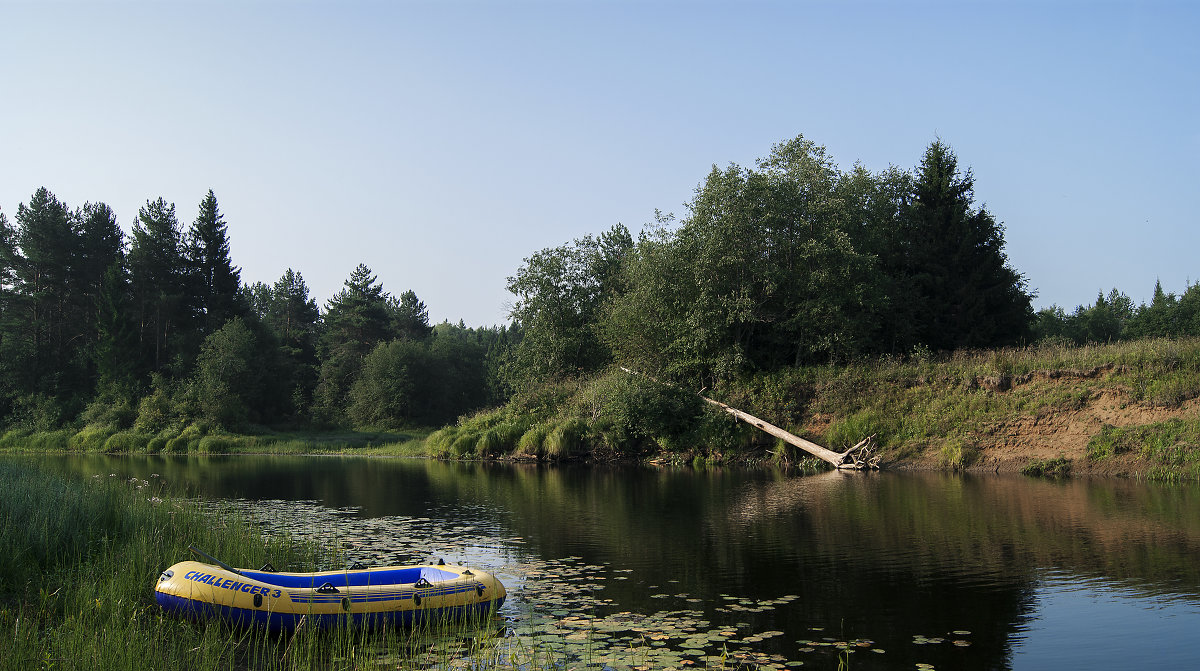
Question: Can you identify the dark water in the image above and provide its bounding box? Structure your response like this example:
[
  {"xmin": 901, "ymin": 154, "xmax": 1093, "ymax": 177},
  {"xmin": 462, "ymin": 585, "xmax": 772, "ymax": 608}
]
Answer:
[{"xmin": 31, "ymin": 455, "xmax": 1200, "ymax": 669}]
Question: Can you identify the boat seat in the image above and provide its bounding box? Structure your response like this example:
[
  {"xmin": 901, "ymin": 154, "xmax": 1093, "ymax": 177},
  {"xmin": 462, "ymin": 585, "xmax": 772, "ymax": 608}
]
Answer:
[{"xmin": 237, "ymin": 566, "xmax": 460, "ymax": 589}]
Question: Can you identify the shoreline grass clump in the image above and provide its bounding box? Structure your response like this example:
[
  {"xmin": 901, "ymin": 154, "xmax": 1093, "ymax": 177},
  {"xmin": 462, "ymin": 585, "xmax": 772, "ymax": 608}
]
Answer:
[{"xmin": 1021, "ymin": 456, "xmax": 1073, "ymax": 479}]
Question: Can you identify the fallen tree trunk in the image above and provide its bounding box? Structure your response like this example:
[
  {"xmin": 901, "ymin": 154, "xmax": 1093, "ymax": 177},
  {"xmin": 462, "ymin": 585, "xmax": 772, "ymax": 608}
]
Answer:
[
  {"xmin": 700, "ymin": 395, "xmax": 878, "ymax": 470},
  {"xmin": 621, "ymin": 367, "xmax": 879, "ymax": 470}
]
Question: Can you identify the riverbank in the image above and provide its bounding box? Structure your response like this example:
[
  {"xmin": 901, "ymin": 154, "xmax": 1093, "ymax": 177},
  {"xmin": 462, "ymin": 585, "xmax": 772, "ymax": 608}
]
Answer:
[
  {"xmin": 3, "ymin": 338, "xmax": 1199, "ymax": 480},
  {"xmin": 428, "ymin": 337, "xmax": 1200, "ymax": 480}
]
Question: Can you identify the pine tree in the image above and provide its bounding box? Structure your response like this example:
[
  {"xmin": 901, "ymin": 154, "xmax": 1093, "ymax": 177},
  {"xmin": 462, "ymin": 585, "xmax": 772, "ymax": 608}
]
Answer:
[
  {"xmin": 0, "ymin": 209, "xmax": 25, "ymax": 421},
  {"xmin": 186, "ymin": 190, "xmax": 243, "ymax": 334},
  {"xmin": 312, "ymin": 264, "xmax": 395, "ymax": 423},
  {"xmin": 76, "ymin": 202, "xmax": 125, "ymax": 388},
  {"xmin": 13, "ymin": 188, "xmax": 82, "ymax": 408},
  {"xmin": 127, "ymin": 197, "xmax": 188, "ymax": 376},
  {"xmin": 390, "ymin": 289, "xmax": 431, "ymax": 341},
  {"xmin": 270, "ymin": 268, "xmax": 320, "ymax": 346}
]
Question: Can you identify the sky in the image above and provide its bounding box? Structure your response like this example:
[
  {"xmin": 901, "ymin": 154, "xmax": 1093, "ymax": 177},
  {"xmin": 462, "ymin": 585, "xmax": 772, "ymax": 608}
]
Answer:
[{"xmin": 2, "ymin": 0, "xmax": 1197, "ymax": 327}]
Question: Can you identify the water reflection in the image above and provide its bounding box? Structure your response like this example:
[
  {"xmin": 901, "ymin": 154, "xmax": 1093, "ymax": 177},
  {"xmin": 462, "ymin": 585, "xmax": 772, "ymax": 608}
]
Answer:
[{"xmin": 21, "ymin": 454, "xmax": 1200, "ymax": 669}]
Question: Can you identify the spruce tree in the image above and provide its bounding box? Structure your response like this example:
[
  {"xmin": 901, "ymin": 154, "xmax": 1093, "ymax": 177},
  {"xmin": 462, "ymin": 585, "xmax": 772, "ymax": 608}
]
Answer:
[
  {"xmin": 900, "ymin": 141, "xmax": 1033, "ymax": 350},
  {"xmin": 186, "ymin": 190, "xmax": 243, "ymax": 334}
]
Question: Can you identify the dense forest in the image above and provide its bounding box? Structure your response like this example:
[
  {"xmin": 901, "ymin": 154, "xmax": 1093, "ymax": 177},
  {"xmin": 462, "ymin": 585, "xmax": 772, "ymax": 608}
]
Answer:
[{"xmin": 1, "ymin": 135, "xmax": 1197, "ymax": 449}]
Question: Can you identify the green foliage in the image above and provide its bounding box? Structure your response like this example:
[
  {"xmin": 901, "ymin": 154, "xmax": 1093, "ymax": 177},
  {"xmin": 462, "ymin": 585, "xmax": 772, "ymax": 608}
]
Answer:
[
  {"xmin": 477, "ymin": 420, "xmax": 529, "ymax": 457},
  {"xmin": 134, "ymin": 376, "xmax": 177, "ymax": 435},
  {"xmin": 1021, "ymin": 456, "xmax": 1073, "ymax": 478},
  {"xmin": 1087, "ymin": 419, "xmax": 1200, "ymax": 480},
  {"xmin": 581, "ymin": 370, "xmax": 704, "ymax": 447},
  {"xmin": 146, "ymin": 435, "xmax": 169, "ymax": 453},
  {"xmin": 545, "ymin": 418, "xmax": 588, "ymax": 459},
  {"xmin": 516, "ymin": 422, "xmax": 553, "ymax": 458},
  {"xmin": 313, "ymin": 264, "xmax": 408, "ymax": 425},
  {"xmin": 101, "ymin": 430, "xmax": 152, "ymax": 453},
  {"xmin": 938, "ymin": 439, "xmax": 980, "ymax": 471},
  {"xmin": 193, "ymin": 317, "xmax": 261, "ymax": 429},
  {"xmin": 69, "ymin": 425, "xmax": 116, "ymax": 452},
  {"xmin": 197, "ymin": 435, "xmax": 233, "ymax": 453},
  {"xmin": 825, "ymin": 407, "xmax": 898, "ymax": 450},
  {"xmin": 80, "ymin": 386, "xmax": 138, "ymax": 430},
  {"xmin": 348, "ymin": 338, "xmax": 430, "ymax": 428},
  {"xmin": 425, "ymin": 426, "xmax": 461, "ymax": 458},
  {"xmin": 9, "ymin": 392, "xmax": 63, "ymax": 431},
  {"xmin": 505, "ymin": 224, "xmax": 632, "ymax": 389}
]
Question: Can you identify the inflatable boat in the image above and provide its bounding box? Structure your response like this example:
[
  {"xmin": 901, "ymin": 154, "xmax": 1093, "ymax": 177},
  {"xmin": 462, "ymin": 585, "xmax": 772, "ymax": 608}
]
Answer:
[{"xmin": 154, "ymin": 549, "xmax": 506, "ymax": 631}]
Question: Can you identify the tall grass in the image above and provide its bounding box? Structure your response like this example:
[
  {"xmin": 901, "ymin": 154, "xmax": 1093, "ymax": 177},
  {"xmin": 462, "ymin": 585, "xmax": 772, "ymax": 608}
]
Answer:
[{"xmin": 0, "ymin": 461, "xmax": 507, "ymax": 671}]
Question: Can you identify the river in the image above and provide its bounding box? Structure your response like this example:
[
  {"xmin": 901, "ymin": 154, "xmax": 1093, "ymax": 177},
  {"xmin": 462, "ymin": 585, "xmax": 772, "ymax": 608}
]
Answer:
[{"xmin": 32, "ymin": 455, "xmax": 1200, "ymax": 669}]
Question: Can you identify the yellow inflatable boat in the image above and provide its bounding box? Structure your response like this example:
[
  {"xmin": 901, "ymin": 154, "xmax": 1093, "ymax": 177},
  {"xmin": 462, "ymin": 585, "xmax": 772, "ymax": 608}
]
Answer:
[{"xmin": 154, "ymin": 549, "xmax": 506, "ymax": 631}]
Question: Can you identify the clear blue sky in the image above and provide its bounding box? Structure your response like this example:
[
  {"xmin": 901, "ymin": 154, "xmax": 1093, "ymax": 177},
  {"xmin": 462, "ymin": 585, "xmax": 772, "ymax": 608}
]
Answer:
[{"xmin": 2, "ymin": 0, "xmax": 1196, "ymax": 327}]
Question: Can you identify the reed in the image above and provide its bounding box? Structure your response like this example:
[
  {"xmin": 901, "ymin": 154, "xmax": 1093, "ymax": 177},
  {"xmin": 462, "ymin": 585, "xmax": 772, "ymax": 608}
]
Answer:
[{"xmin": 0, "ymin": 461, "xmax": 515, "ymax": 671}]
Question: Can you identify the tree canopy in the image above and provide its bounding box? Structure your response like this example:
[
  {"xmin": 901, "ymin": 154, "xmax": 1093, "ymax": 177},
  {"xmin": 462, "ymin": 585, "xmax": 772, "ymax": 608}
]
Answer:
[{"xmin": 1, "ymin": 135, "xmax": 1190, "ymax": 438}]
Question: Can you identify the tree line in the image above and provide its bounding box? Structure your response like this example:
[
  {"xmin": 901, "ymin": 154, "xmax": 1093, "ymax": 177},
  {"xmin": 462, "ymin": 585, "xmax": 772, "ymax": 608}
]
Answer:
[
  {"xmin": 1032, "ymin": 284, "xmax": 1200, "ymax": 345},
  {"xmin": 2, "ymin": 134, "xmax": 1193, "ymax": 440},
  {"xmin": 0, "ymin": 188, "xmax": 513, "ymax": 434}
]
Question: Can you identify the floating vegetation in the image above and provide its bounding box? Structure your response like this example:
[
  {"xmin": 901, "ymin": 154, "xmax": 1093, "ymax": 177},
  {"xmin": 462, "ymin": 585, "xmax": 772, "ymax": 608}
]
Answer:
[{"xmin": 198, "ymin": 497, "xmax": 980, "ymax": 670}]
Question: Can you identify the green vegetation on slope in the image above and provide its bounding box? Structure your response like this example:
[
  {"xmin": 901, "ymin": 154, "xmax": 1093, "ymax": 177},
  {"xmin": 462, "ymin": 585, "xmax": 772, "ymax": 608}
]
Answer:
[{"xmin": 425, "ymin": 338, "xmax": 1200, "ymax": 479}]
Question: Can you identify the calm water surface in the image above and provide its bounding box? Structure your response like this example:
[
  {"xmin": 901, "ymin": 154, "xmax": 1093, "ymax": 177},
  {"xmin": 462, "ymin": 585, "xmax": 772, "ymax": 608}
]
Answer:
[{"xmin": 33, "ymin": 456, "xmax": 1200, "ymax": 669}]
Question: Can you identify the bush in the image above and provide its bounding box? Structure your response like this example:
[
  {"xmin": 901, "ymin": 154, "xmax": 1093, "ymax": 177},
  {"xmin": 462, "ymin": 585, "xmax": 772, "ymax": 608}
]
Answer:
[
  {"xmin": 79, "ymin": 390, "xmax": 137, "ymax": 430},
  {"xmin": 134, "ymin": 380, "xmax": 175, "ymax": 435},
  {"xmin": 938, "ymin": 439, "xmax": 980, "ymax": 471},
  {"xmin": 10, "ymin": 393, "xmax": 63, "ymax": 432},
  {"xmin": 450, "ymin": 431, "xmax": 480, "ymax": 457},
  {"xmin": 515, "ymin": 422, "xmax": 551, "ymax": 458},
  {"xmin": 825, "ymin": 407, "xmax": 897, "ymax": 450},
  {"xmin": 102, "ymin": 431, "xmax": 152, "ymax": 453},
  {"xmin": 580, "ymin": 371, "xmax": 703, "ymax": 447},
  {"xmin": 425, "ymin": 426, "xmax": 460, "ymax": 458},
  {"xmin": 545, "ymin": 418, "xmax": 588, "ymax": 459},
  {"xmin": 197, "ymin": 435, "xmax": 233, "ymax": 453},
  {"xmin": 477, "ymin": 420, "xmax": 527, "ymax": 457},
  {"xmin": 69, "ymin": 426, "xmax": 116, "ymax": 452},
  {"xmin": 1022, "ymin": 456, "xmax": 1072, "ymax": 478}
]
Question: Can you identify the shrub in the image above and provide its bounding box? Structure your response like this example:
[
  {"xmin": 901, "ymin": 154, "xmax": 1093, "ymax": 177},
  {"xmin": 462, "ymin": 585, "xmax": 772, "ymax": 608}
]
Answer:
[
  {"xmin": 198, "ymin": 436, "xmax": 233, "ymax": 453},
  {"xmin": 515, "ymin": 422, "xmax": 551, "ymax": 458},
  {"xmin": 69, "ymin": 426, "xmax": 116, "ymax": 452},
  {"xmin": 450, "ymin": 431, "xmax": 480, "ymax": 457},
  {"xmin": 1021, "ymin": 456, "xmax": 1072, "ymax": 478},
  {"xmin": 134, "ymin": 381, "xmax": 175, "ymax": 435},
  {"xmin": 825, "ymin": 407, "xmax": 897, "ymax": 450},
  {"xmin": 102, "ymin": 431, "xmax": 152, "ymax": 453},
  {"xmin": 477, "ymin": 420, "xmax": 528, "ymax": 457},
  {"xmin": 939, "ymin": 439, "xmax": 979, "ymax": 471},
  {"xmin": 545, "ymin": 418, "xmax": 588, "ymax": 459},
  {"xmin": 425, "ymin": 426, "xmax": 460, "ymax": 458}
]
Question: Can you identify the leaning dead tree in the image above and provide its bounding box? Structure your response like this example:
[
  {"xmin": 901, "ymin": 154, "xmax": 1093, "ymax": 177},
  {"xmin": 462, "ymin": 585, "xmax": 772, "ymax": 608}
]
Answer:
[{"xmin": 622, "ymin": 367, "xmax": 879, "ymax": 470}]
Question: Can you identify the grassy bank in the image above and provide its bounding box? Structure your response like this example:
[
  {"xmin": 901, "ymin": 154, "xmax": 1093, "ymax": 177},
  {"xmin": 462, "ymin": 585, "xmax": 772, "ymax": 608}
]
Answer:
[
  {"xmin": 4, "ymin": 338, "xmax": 1199, "ymax": 479},
  {"xmin": 0, "ymin": 426, "xmax": 431, "ymax": 458},
  {"xmin": 0, "ymin": 461, "xmax": 505, "ymax": 671},
  {"xmin": 420, "ymin": 338, "xmax": 1200, "ymax": 479}
]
